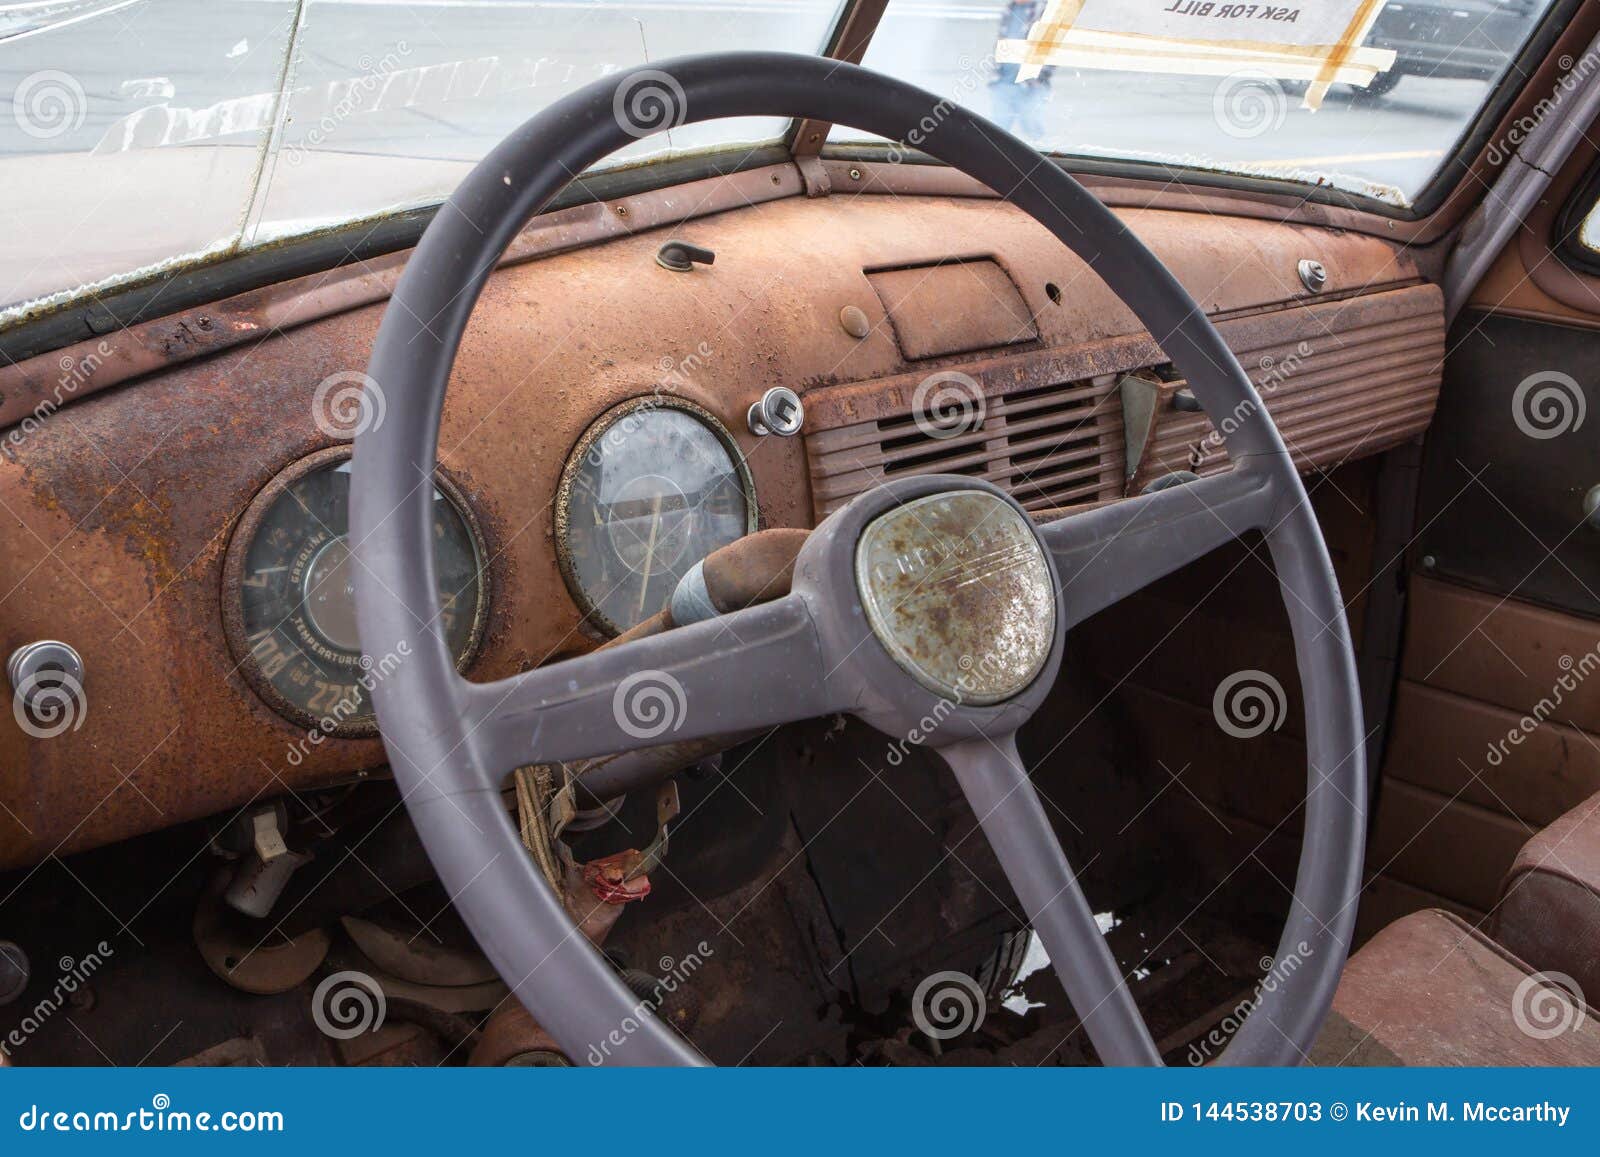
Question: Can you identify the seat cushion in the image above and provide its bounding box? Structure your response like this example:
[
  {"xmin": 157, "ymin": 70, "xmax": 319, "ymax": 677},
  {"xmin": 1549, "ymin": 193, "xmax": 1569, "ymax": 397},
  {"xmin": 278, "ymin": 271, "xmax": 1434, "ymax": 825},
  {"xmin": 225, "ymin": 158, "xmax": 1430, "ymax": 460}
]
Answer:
[
  {"xmin": 1493, "ymin": 791, "xmax": 1600, "ymax": 1004},
  {"xmin": 1312, "ymin": 908, "xmax": 1600, "ymax": 1065}
]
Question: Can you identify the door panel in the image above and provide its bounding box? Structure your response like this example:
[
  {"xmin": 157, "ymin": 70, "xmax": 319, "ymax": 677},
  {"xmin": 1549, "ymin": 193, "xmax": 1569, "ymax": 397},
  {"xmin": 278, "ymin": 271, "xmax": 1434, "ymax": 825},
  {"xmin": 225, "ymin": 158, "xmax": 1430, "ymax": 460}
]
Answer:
[
  {"xmin": 1374, "ymin": 304, "xmax": 1600, "ymax": 926},
  {"xmin": 1413, "ymin": 312, "xmax": 1600, "ymax": 618}
]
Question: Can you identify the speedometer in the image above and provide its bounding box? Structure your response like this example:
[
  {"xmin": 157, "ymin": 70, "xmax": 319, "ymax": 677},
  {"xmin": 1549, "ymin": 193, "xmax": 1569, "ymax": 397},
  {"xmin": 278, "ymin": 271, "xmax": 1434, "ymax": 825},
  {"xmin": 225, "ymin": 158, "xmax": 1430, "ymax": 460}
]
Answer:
[
  {"xmin": 555, "ymin": 397, "xmax": 756, "ymax": 636},
  {"xmin": 224, "ymin": 447, "xmax": 485, "ymax": 736}
]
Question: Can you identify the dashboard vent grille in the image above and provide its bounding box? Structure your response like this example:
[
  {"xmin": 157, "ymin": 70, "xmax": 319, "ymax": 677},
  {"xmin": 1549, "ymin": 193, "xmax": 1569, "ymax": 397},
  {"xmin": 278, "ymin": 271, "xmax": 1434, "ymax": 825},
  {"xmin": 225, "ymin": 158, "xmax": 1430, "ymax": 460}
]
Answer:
[
  {"xmin": 805, "ymin": 373, "xmax": 1126, "ymax": 520},
  {"xmin": 1131, "ymin": 288, "xmax": 1446, "ymax": 489},
  {"xmin": 800, "ymin": 283, "xmax": 1444, "ymax": 524}
]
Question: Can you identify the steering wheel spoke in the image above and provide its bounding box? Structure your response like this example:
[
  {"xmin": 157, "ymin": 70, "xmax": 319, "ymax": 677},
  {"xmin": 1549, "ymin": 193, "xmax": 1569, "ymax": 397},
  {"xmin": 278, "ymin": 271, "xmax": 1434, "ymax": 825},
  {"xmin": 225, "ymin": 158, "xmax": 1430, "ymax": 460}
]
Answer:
[
  {"xmin": 462, "ymin": 593, "xmax": 838, "ymax": 786},
  {"xmin": 941, "ymin": 735, "xmax": 1163, "ymax": 1066},
  {"xmin": 1042, "ymin": 467, "xmax": 1277, "ymax": 629}
]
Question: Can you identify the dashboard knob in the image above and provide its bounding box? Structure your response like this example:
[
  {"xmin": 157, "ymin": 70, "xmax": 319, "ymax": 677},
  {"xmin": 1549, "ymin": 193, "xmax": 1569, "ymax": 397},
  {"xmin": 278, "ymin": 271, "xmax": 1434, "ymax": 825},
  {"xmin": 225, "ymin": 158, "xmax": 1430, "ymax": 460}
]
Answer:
[
  {"xmin": 747, "ymin": 386, "xmax": 804, "ymax": 437},
  {"xmin": 655, "ymin": 240, "xmax": 715, "ymax": 272}
]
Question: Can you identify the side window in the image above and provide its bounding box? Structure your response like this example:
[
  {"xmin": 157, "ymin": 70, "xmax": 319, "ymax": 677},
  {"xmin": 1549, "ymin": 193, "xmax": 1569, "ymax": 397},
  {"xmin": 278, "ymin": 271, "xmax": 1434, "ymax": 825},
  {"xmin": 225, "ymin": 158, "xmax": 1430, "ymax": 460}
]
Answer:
[
  {"xmin": 1557, "ymin": 158, "xmax": 1600, "ymax": 274},
  {"xmin": 1580, "ymin": 208, "xmax": 1600, "ymax": 254}
]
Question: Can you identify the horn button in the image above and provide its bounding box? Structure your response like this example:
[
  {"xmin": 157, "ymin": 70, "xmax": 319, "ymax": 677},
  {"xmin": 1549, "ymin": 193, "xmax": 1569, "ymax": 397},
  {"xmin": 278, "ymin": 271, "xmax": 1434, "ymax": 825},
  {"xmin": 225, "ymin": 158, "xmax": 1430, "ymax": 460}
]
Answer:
[{"xmin": 854, "ymin": 491, "xmax": 1055, "ymax": 706}]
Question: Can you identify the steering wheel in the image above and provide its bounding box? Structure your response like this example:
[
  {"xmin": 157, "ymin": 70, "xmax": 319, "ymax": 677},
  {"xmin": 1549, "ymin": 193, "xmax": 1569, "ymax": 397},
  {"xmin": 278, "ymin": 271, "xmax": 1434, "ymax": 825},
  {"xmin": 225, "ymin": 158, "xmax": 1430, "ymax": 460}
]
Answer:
[{"xmin": 351, "ymin": 52, "xmax": 1365, "ymax": 1067}]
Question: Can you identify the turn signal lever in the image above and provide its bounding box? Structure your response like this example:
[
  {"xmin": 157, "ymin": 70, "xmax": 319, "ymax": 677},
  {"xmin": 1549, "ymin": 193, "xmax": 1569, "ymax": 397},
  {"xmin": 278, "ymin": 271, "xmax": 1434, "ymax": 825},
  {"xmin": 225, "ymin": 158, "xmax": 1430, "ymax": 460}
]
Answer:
[
  {"xmin": 571, "ymin": 528, "xmax": 810, "ymax": 803},
  {"xmin": 669, "ymin": 528, "xmax": 808, "ymax": 627}
]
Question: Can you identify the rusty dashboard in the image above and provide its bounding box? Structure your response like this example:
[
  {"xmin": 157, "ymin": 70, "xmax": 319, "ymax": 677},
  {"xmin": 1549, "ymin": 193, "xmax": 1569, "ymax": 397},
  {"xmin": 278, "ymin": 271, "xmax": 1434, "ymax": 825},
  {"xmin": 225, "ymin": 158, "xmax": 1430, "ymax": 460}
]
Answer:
[{"xmin": 0, "ymin": 171, "xmax": 1443, "ymax": 868}]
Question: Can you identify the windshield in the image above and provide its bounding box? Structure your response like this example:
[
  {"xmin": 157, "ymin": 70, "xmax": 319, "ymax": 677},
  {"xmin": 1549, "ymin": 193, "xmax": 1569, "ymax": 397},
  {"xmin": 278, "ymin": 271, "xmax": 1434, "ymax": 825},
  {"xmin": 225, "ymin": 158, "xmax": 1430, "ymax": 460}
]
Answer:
[
  {"xmin": 0, "ymin": 0, "xmax": 1566, "ymax": 324},
  {"xmin": 0, "ymin": 0, "xmax": 841, "ymax": 322},
  {"xmin": 837, "ymin": 0, "xmax": 1560, "ymax": 207}
]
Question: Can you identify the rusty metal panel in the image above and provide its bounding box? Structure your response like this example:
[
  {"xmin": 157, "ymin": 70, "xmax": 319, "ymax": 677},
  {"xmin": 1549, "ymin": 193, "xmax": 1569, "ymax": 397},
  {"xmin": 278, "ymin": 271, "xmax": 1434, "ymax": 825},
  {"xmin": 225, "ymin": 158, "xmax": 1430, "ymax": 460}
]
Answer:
[
  {"xmin": 808, "ymin": 283, "xmax": 1443, "ymax": 522},
  {"xmin": 0, "ymin": 190, "xmax": 1431, "ymax": 869},
  {"xmin": 866, "ymin": 260, "xmax": 1038, "ymax": 361},
  {"xmin": 1131, "ymin": 284, "xmax": 1445, "ymax": 490}
]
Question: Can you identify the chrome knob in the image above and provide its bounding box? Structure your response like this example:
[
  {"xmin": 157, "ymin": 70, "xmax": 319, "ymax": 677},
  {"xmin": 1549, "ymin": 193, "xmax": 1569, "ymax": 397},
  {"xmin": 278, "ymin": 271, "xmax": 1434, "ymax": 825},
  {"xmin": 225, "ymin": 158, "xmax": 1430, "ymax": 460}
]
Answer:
[{"xmin": 747, "ymin": 387, "xmax": 804, "ymax": 437}]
